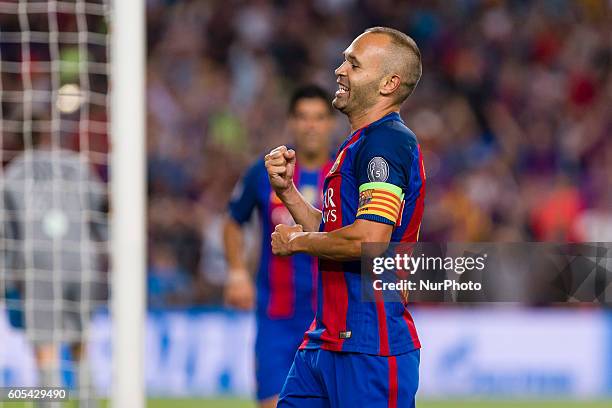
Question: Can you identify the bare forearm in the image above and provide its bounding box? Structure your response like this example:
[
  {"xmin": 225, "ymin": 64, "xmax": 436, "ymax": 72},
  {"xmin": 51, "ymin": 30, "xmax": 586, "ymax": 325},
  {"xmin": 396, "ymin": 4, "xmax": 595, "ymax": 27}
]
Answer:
[
  {"xmin": 223, "ymin": 216, "xmax": 247, "ymax": 272},
  {"xmin": 223, "ymin": 216, "xmax": 255, "ymax": 310},
  {"xmin": 288, "ymin": 220, "xmax": 391, "ymax": 261},
  {"xmin": 288, "ymin": 220, "xmax": 393, "ymax": 261},
  {"xmin": 291, "ymin": 231, "xmax": 360, "ymax": 261},
  {"xmin": 278, "ymin": 183, "xmax": 322, "ymax": 232}
]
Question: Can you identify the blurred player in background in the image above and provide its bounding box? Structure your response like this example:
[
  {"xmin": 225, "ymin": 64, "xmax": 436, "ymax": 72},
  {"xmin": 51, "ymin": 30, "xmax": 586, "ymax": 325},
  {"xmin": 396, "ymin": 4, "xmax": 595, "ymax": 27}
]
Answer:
[
  {"xmin": 266, "ymin": 27, "xmax": 424, "ymax": 407},
  {"xmin": 223, "ymin": 85, "xmax": 336, "ymax": 408},
  {"xmin": 1, "ymin": 123, "xmax": 107, "ymax": 407}
]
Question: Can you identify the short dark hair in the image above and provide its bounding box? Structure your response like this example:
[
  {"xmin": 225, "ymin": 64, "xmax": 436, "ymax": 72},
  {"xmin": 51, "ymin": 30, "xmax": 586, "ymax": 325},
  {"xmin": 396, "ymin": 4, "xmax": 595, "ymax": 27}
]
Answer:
[
  {"xmin": 364, "ymin": 26, "xmax": 422, "ymax": 103},
  {"xmin": 288, "ymin": 84, "xmax": 333, "ymax": 115}
]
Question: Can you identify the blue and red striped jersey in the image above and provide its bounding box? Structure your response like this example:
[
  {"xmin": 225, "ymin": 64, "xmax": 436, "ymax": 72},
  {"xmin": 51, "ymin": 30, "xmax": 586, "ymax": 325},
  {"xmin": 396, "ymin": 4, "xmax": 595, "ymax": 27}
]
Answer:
[
  {"xmin": 300, "ymin": 112, "xmax": 424, "ymax": 356},
  {"xmin": 228, "ymin": 156, "xmax": 334, "ymax": 323}
]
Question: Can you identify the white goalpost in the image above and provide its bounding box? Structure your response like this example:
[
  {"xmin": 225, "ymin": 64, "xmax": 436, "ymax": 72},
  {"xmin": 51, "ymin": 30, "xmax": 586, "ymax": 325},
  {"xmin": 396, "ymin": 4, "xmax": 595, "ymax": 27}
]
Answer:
[
  {"xmin": 111, "ymin": 0, "xmax": 146, "ymax": 408},
  {"xmin": 110, "ymin": 0, "xmax": 146, "ymax": 407}
]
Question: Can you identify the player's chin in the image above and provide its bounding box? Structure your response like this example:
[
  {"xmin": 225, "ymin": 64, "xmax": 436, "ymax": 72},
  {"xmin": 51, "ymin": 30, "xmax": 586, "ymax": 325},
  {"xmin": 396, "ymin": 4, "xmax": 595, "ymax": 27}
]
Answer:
[{"xmin": 332, "ymin": 96, "xmax": 347, "ymax": 111}]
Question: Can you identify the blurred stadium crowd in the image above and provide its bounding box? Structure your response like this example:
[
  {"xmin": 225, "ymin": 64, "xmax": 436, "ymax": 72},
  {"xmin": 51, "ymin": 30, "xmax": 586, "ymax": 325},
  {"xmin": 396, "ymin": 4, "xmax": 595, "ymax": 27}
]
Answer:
[{"xmin": 2, "ymin": 0, "xmax": 611, "ymax": 307}]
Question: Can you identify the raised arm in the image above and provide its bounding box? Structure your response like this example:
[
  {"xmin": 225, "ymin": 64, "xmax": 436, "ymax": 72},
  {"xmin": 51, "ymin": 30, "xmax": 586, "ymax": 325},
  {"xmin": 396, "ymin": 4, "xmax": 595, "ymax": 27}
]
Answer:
[{"xmin": 264, "ymin": 145, "xmax": 322, "ymax": 232}]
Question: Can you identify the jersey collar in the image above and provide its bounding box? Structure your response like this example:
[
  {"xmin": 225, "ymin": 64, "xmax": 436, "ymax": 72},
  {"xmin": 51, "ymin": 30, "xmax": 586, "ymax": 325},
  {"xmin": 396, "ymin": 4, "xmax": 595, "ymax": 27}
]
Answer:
[
  {"xmin": 343, "ymin": 111, "xmax": 403, "ymax": 147},
  {"xmin": 351, "ymin": 111, "xmax": 403, "ymax": 136},
  {"xmin": 367, "ymin": 111, "xmax": 403, "ymax": 128}
]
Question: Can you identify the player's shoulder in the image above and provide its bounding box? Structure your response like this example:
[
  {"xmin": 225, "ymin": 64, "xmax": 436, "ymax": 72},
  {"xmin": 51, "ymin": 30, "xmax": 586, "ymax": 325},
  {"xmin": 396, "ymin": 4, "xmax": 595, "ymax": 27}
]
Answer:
[
  {"xmin": 368, "ymin": 115, "xmax": 417, "ymax": 143},
  {"xmin": 242, "ymin": 156, "xmax": 266, "ymax": 178},
  {"xmin": 4, "ymin": 152, "xmax": 32, "ymax": 180},
  {"xmin": 251, "ymin": 156, "xmax": 267, "ymax": 172},
  {"xmin": 361, "ymin": 114, "xmax": 418, "ymax": 154},
  {"xmin": 240, "ymin": 156, "xmax": 271, "ymax": 189}
]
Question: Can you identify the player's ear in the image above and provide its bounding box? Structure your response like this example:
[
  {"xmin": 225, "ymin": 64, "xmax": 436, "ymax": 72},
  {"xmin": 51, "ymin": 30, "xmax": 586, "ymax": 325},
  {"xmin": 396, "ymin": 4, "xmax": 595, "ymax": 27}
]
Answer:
[{"xmin": 380, "ymin": 74, "xmax": 401, "ymax": 97}]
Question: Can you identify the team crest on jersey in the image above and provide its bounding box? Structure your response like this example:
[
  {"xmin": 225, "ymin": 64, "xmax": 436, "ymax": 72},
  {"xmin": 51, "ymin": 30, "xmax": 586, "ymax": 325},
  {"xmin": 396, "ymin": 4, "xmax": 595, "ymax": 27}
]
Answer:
[
  {"xmin": 329, "ymin": 150, "xmax": 344, "ymax": 175},
  {"xmin": 358, "ymin": 189, "xmax": 373, "ymax": 208},
  {"xmin": 367, "ymin": 156, "xmax": 389, "ymax": 182}
]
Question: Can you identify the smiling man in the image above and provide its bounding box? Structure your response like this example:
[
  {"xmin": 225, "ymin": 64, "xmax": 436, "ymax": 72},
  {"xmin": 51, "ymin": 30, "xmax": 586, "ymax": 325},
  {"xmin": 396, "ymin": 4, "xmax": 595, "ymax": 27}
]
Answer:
[{"xmin": 264, "ymin": 27, "xmax": 425, "ymax": 408}]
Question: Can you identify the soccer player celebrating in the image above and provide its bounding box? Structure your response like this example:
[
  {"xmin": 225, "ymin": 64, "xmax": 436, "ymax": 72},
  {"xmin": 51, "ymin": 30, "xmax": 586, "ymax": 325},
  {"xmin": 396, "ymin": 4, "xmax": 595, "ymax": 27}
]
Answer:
[
  {"xmin": 223, "ymin": 85, "xmax": 336, "ymax": 408},
  {"xmin": 265, "ymin": 27, "xmax": 424, "ymax": 407}
]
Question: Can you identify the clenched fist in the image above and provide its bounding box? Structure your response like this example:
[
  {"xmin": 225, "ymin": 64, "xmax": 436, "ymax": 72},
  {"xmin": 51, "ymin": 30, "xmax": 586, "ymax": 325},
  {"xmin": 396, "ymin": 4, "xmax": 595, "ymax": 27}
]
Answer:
[
  {"xmin": 271, "ymin": 224, "xmax": 303, "ymax": 256},
  {"xmin": 264, "ymin": 145, "xmax": 296, "ymax": 196}
]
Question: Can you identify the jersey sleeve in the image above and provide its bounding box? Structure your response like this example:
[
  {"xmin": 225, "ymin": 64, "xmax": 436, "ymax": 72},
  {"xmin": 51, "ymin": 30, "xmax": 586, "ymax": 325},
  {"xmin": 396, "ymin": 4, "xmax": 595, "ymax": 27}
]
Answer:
[
  {"xmin": 227, "ymin": 160, "xmax": 261, "ymax": 225},
  {"xmin": 354, "ymin": 129, "xmax": 414, "ymax": 226}
]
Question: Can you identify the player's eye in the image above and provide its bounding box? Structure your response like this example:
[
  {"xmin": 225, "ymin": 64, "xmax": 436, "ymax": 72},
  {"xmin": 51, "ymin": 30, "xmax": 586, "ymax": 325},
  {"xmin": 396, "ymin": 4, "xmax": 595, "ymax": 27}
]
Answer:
[{"xmin": 343, "ymin": 59, "xmax": 357, "ymax": 69}]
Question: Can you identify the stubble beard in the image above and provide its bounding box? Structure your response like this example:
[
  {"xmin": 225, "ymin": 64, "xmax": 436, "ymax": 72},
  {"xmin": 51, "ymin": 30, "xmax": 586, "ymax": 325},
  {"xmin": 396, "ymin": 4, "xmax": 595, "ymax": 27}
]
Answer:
[
  {"xmin": 332, "ymin": 95, "xmax": 348, "ymax": 114},
  {"xmin": 335, "ymin": 81, "xmax": 378, "ymax": 119}
]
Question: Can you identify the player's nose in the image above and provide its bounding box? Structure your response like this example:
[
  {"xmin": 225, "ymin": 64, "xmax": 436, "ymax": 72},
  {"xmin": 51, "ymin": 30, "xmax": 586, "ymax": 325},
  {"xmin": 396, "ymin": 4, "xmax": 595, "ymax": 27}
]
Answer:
[{"xmin": 334, "ymin": 61, "xmax": 348, "ymax": 77}]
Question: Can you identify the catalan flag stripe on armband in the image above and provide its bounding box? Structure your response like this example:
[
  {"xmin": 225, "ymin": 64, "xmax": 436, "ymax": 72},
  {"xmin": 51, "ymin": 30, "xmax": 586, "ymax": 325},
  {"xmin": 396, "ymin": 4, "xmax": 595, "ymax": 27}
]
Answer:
[{"xmin": 356, "ymin": 182, "xmax": 404, "ymax": 224}]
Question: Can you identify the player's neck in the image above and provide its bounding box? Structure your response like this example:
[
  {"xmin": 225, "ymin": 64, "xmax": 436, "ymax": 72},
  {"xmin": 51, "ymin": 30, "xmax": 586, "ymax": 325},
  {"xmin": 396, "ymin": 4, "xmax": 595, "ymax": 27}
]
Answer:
[
  {"xmin": 348, "ymin": 104, "xmax": 399, "ymax": 133},
  {"xmin": 297, "ymin": 150, "xmax": 328, "ymax": 170}
]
